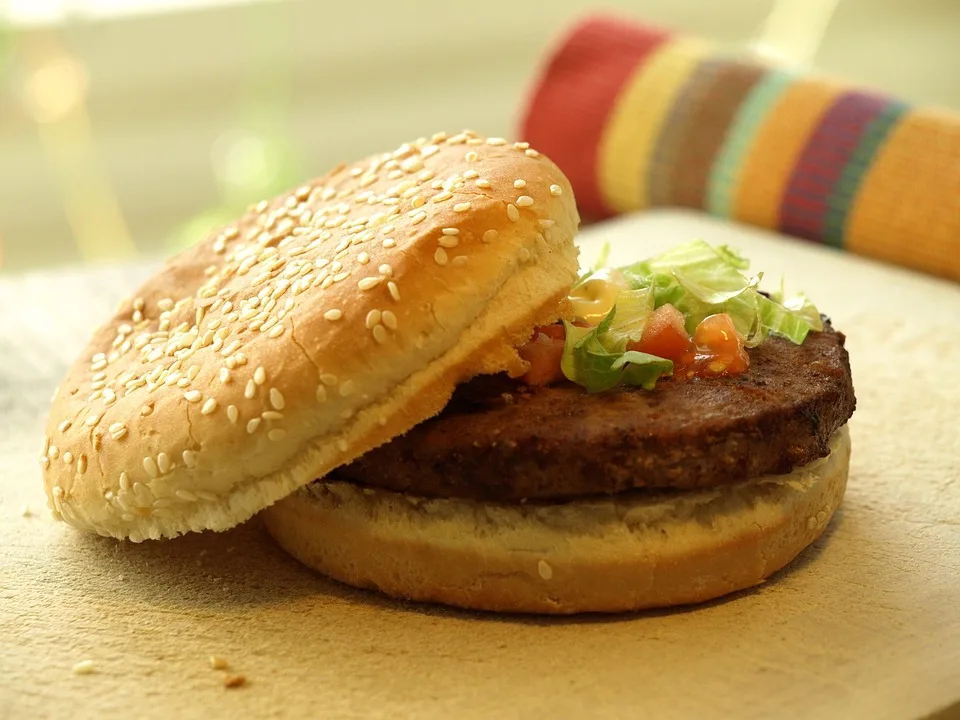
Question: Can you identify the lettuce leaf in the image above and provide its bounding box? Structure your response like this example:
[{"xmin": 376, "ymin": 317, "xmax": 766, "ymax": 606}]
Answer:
[
  {"xmin": 620, "ymin": 239, "xmax": 821, "ymax": 345},
  {"xmin": 560, "ymin": 308, "xmax": 673, "ymax": 393}
]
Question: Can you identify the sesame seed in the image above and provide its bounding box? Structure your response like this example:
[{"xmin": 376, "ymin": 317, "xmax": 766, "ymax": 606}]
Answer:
[
  {"xmin": 483, "ymin": 229, "xmax": 499, "ymax": 243},
  {"xmin": 77, "ymin": 454, "xmax": 89, "ymax": 474},
  {"xmin": 58, "ymin": 420, "xmax": 72, "ymax": 433},
  {"xmin": 475, "ymin": 179, "xmax": 491, "ymax": 189},
  {"xmin": 372, "ymin": 325, "xmax": 388, "ymax": 344},
  {"xmin": 516, "ymin": 195, "xmax": 534, "ymax": 207},
  {"xmin": 324, "ymin": 309, "xmax": 343, "ymax": 321},
  {"xmin": 62, "ymin": 451, "xmax": 73, "ymax": 465},
  {"xmin": 267, "ymin": 429, "xmax": 286, "ymax": 442},
  {"xmin": 519, "ymin": 247, "xmax": 531, "ymax": 262},
  {"xmin": 184, "ymin": 390, "xmax": 202, "ymax": 403},
  {"xmin": 201, "ymin": 398, "xmax": 218, "ymax": 415},
  {"xmin": 358, "ymin": 276, "xmax": 382, "ymax": 291},
  {"xmin": 157, "ymin": 298, "xmax": 174, "ymax": 311},
  {"xmin": 381, "ymin": 310, "xmax": 398, "ymax": 330},
  {"xmin": 268, "ymin": 325, "xmax": 284, "ymax": 338},
  {"xmin": 366, "ymin": 309, "xmax": 382, "ymax": 329},
  {"xmin": 182, "ymin": 450, "xmax": 198, "ymax": 468},
  {"xmin": 109, "ymin": 423, "xmax": 127, "ymax": 441},
  {"xmin": 72, "ymin": 660, "xmax": 96, "ymax": 676},
  {"xmin": 357, "ymin": 252, "xmax": 370, "ymax": 265},
  {"xmin": 539, "ymin": 219, "xmax": 556, "ymax": 228},
  {"xmin": 157, "ymin": 452, "xmax": 171, "ymax": 474},
  {"xmin": 464, "ymin": 151, "xmax": 479, "ymax": 162},
  {"xmin": 538, "ymin": 559, "xmax": 553, "ymax": 580},
  {"xmin": 388, "ymin": 281, "xmax": 401, "ymax": 301},
  {"xmin": 119, "ymin": 472, "xmax": 131, "ymax": 491},
  {"xmin": 514, "ymin": 141, "xmax": 530, "ymax": 150},
  {"xmin": 316, "ymin": 385, "xmax": 328, "ymax": 403},
  {"xmin": 321, "ymin": 373, "xmax": 338, "ymax": 386},
  {"xmin": 261, "ymin": 410, "xmax": 283, "ymax": 421},
  {"xmin": 506, "ymin": 204, "xmax": 520, "ymax": 222},
  {"xmin": 209, "ymin": 655, "xmax": 229, "ymax": 670},
  {"xmin": 333, "ymin": 272, "xmax": 349, "ymax": 283},
  {"xmin": 378, "ymin": 263, "xmax": 393, "ymax": 276},
  {"xmin": 463, "ymin": 169, "xmax": 480, "ymax": 180},
  {"xmin": 453, "ymin": 202, "xmax": 471, "ymax": 213},
  {"xmin": 244, "ymin": 380, "xmax": 256, "ymax": 399},
  {"xmin": 452, "ymin": 255, "xmax": 469, "ymax": 267},
  {"xmin": 143, "ymin": 457, "xmax": 159, "ymax": 478},
  {"xmin": 247, "ymin": 418, "xmax": 262, "ymax": 434},
  {"xmin": 411, "ymin": 211, "xmax": 427, "ymax": 225},
  {"xmin": 339, "ymin": 380, "xmax": 356, "ymax": 396},
  {"xmin": 432, "ymin": 191, "xmax": 453, "ymax": 203},
  {"xmin": 85, "ymin": 412, "xmax": 102, "ymax": 427},
  {"xmin": 227, "ymin": 405, "xmax": 239, "ymax": 424},
  {"xmin": 337, "ymin": 439, "xmax": 349, "ymax": 452},
  {"xmin": 438, "ymin": 235, "xmax": 459, "ymax": 248},
  {"xmin": 550, "ymin": 184, "xmax": 563, "ymax": 196},
  {"xmin": 525, "ymin": 148, "xmax": 540, "ymax": 158},
  {"xmin": 269, "ymin": 388, "xmax": 285, "ymax": 410},
  {"xmin": 39, "ymin": 457, "xmax": 50, "ymax": 470},
  {"xmin": 219, "ymin": 368, "xmax": 231, "ymax": 383},
  {"xmin": 434, "ymin": 248, "xmax": 448, "ymax": 266}
]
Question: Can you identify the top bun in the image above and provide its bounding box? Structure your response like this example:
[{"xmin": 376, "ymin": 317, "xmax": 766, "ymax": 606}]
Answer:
[{"xmin": 41, "ymin": 131, "xmax": 581, "ymax": 542}]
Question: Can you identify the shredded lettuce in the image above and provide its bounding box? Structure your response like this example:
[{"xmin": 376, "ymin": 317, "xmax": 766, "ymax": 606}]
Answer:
[
  {"xmin": 559, "ymin": 239, "xmax": 824, "ymax": 392},
  {"xmin": 560, "ymin": 307, "xmax": 673, "ymax": 393}
]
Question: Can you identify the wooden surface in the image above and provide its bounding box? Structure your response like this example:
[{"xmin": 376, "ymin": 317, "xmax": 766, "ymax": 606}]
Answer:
[{"xmin": 1, "ymin": 210, "xmax": 958, "ymax": 720}]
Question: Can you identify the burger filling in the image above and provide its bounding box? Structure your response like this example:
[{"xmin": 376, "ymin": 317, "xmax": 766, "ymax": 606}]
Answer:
[{"xmin": 519, "ymin": 240, "xmax": 823, "ymax": 392}]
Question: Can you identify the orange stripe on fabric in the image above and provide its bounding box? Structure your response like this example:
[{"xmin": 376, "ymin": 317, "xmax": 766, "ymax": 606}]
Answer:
[
  {"xmin": 733, "ymin": 79, "xmax": 844, "ymax": 230},
  {"xmin": 845, "ymin": 109, "xmax": 960, "ymax": 281},
  {"xmin": 597, "ymin": 38, "xmax": 709, "ymax": 214}
]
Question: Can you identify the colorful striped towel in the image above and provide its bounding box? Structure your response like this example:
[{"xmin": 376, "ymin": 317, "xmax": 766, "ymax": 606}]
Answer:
[{"xmin": 519, "ymin": 16, "xmax": 960, "ymax": 282}]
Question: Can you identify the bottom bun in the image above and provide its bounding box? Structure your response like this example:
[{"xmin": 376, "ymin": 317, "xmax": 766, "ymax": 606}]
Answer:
[{"xmin": 263, "ymin": 426, "xmax": 850, "ymax": 614}]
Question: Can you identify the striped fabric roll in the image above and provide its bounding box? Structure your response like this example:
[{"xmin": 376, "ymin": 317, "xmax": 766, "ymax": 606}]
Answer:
[{"xmin": 520, "ymin": 16, "xmax": 960, "ymax": 282}]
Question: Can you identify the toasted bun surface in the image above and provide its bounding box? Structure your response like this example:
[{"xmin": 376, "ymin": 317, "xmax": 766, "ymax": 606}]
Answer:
[
  {"xmin": 41, "ymin": 131, "xmax": 580, "ymax": 542},
  {"xmin": 263, "ymin": 427, "xmax": 850, "ymax": 614}
]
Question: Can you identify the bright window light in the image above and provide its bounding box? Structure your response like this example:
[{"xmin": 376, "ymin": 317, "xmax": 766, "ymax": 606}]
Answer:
[{"xmin": 2, "ymin": 0, "xmax": 279, "ymax": 26}]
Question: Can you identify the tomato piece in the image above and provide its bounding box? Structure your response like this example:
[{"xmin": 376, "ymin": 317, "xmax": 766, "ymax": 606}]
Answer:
[
  {"xmin": 690, "ymin": 313, "xmax": 749, "ymax": 376},
  {"xmin": 533, "ymin": 323, "xmax": 566, "ymax": 341},
  {"xmin": 629, "ymin": 304, "xmax": 693, "ymax": 361},
  {"xmin": 519, "ymin": 332, "xmax": 566, "ymax": 386}
]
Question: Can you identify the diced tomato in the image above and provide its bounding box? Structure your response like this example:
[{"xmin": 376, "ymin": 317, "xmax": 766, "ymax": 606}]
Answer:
[
  {"xmin": 687, "ymin": 313, "xmax": 749, "ymax": 377},
  {"xmin": 628, "ymin": 304, "xmax": 693, "ymax": 361},
  {"xmin": 519, "ymin": 330, "xmax": 567, "ymax": 386},
  {"xmin": 533, "ymin": 323, "xmax": 566, "ymax": 341}
]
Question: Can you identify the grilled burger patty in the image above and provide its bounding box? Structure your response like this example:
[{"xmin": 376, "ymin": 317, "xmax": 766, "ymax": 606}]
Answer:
[{"xmin": 331, "ymin": 322, "xmax": 855, "ymax": 502}]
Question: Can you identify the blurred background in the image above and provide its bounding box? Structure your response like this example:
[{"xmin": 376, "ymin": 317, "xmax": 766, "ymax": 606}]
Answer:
[{"xmin": 1, "ymin": 0, "xmax": 958, "ymax": 274}]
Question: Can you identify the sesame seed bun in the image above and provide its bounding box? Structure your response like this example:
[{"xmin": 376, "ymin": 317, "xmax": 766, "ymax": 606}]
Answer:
[
  {"xmin": 41, "ymin": 131, "xmax": 581, "ymax": 542},
  {"xmin": 263, "ymin": 428, "xmax": 850, "ymax": 615}
]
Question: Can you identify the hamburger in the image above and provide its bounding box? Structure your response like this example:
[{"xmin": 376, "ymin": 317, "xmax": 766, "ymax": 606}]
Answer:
[{"xmin": 41, "ymin": 130, "xmax": 855, "ymax": 614}]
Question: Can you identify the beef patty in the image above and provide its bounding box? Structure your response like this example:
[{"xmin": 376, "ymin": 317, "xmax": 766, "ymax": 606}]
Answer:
[{"xmin": 332, "ymin": 322, "xmax": 856, "ymax": 502}]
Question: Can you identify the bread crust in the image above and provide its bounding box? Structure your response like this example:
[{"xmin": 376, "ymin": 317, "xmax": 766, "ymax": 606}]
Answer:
[
  {"xmin": 41, "ymin": 132, "xmax": 580, "ymax": 541},
  {"xmin": 263, "ymin": 427, "xmax": 850, "ymax": 614}
]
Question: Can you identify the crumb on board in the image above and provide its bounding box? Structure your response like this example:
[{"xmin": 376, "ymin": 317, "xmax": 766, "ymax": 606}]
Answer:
[
  {"xmin": 20, "ymin": 504, "xmax": 32, "ymax": 517},
  {"xmin": 208, "ymin": 655, "xmax": 229, "ymax": 670},
  {"xmin": 223, "ymin": 674, "xmax": 247, "ymax": 689},
  {"xmin": 72, "ymin": 660, "xmax": 95, "ymax": 675}
]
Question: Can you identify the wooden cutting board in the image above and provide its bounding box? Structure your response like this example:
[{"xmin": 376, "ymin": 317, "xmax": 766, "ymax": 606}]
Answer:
[{"xmin": 1, "ymin": 210, "xmax": 958, "ymax": 720}]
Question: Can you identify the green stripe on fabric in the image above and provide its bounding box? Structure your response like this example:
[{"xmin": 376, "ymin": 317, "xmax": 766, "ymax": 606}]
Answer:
[
  {"xmin": 823, "ymin": 101, "xmax": 910, "ymax": 249},
  {"xmin": 706, "ymin": 69, "xmax": 794, "ymax": 218}
]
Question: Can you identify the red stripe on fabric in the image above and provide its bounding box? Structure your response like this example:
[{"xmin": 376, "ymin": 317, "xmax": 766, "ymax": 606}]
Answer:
[
  {"xmin": 519, "ymin": 17, "xmax": 671, "ymax": 220},
  {"xmin": 780, "ymin": 93, "xmax": 889, "ymax": 242}
]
